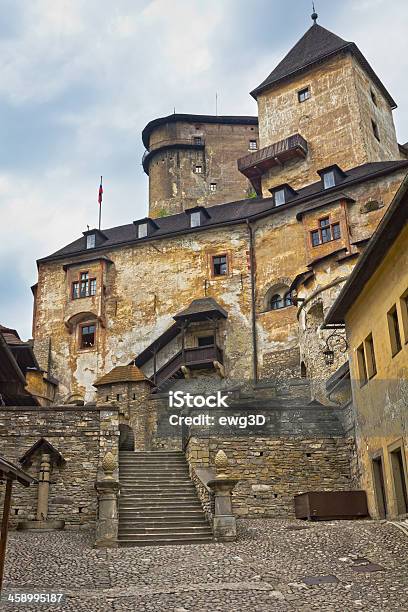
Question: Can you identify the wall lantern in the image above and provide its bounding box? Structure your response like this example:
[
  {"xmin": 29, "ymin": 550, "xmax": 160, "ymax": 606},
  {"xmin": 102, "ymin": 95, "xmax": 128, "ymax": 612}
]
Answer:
[{"xmin": 323, "ymin": 330, "xmax": 348, "ymax": 366}]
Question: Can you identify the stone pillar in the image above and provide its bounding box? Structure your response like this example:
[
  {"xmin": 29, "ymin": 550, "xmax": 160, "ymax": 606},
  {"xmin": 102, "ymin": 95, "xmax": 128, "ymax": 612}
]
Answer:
[
  {"xmin": 37, "ymin": 453, "xmax": 51, "ymax": 521},
  {"xmin": 207, "ymin": 450, "xmax": 238, "ymax": 542},
  {"xmin": 95, "ymin": 452, "xmax": 120, "ymax": 548}
]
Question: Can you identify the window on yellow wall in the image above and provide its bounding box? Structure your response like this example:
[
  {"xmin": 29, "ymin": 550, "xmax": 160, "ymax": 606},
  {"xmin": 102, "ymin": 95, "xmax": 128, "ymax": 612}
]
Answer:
[
  {"xmin": 387, "ymin": 305, "xmax": 402, "ymax": 357},
  {"xmin": 400, "ymin": 291, "xmax": 408, "ymax": 344},
  {"xmin": 364, "ymin": 334, "xmax": 377, "ymax": 379},
  {"xmin": 356, "ymin": 343, "xmax": 368, "ymax": 387}
]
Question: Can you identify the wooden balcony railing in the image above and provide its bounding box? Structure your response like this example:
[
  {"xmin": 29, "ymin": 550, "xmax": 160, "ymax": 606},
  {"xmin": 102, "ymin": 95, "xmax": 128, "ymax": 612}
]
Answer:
[
  {"xmin": 154, "ymin": 345, "xmax": 223, "ymax": 388},
  {"xmin": 237, "ymin": 134, "xmax": 308, "ymax": 194}
]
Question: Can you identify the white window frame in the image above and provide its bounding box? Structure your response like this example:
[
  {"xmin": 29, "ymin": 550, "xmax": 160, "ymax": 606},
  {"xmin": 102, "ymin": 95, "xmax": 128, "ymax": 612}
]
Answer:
[
  {"xmin": 138, "ymin": 223, "xmax": 148, "ymax": 238},
  {"xmin": 86, "ymin": 234, "xmax": 96, "ymax": 249},
  {"xmin": 274, "ymin": 189, "xmax": 286, "ymax": 206},
  {"xmin": 323, "ymin": 171, "xmax": 335, "ymax": 189},
  {"xmin": 190, "ymin": 211, "xmax": 201, "ymax": 227}
]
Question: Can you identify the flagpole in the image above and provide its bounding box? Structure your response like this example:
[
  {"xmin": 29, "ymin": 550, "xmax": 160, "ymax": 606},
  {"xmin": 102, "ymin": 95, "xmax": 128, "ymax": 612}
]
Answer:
[{"xmin": 98, "ymin": 176, "xmax": 103, "ymax": 230}]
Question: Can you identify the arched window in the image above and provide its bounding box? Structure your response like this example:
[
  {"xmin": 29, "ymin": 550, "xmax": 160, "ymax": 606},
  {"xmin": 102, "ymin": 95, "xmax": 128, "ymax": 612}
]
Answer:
[
  {"xmin": 270, "ymin": 294, "xmax": 284, "ymax": 310},
  {"xmin": 284, "ymin": 291, "xmax": 293, "ymax": 307}
]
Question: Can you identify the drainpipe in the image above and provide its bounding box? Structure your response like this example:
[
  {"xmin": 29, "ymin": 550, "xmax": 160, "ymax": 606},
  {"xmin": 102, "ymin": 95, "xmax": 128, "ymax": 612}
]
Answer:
[{"xmin": 246, "ymin": 220, "xmax": 258, "ymax": 383}]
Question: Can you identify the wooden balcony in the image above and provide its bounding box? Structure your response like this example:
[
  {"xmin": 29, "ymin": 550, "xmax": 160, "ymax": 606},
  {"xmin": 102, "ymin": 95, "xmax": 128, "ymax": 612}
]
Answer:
[
  {"xmin": 153, "ymin": 345, "xmax": 223, "ymax": 389},
  {"xmin": 237, "ymin": 134, "xmax": 308, "ymax": 195}
]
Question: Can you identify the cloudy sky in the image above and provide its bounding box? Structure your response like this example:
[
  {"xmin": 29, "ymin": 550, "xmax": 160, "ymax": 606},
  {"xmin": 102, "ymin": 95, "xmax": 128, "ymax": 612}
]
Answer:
[{"xmin": 0, "ymin": 0, "xmax": 407, "ymax": 339}]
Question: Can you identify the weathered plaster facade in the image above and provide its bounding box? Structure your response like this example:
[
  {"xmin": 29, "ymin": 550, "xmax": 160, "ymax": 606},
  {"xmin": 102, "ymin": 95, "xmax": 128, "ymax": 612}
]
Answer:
[{"xmin": 144, "ymin": 116, "xmax": 259, "ymax": 217}]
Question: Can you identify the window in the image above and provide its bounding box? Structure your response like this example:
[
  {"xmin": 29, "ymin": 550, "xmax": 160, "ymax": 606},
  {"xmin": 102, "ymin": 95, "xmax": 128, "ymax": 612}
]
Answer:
[
  {"xmin": 371, "ymin": 89, "xmax": 378, "ymax": 107},
  {"xmin": 332, "ymin": 222, "xmax": 341, "ymax": 240},
  {"xmin": 311, "ymin": 230, "xmax": 320, "ymax": 247},
  {"xmin": 197, "ymin": 335, "xmax": 215, "ymax": 347},
  {"xmin": 388, "ymin": 305, "xmax": 402, "ymax": 356},
  {"xmin": 72, "ymin": 272, "xmax": 96, "ymax": 300},
  {"xmin": 284, "ymin": 291, "xmax": 293, "ymax": 307},
  {"xmin": 310, "ymin": 217, "xmax": 341, "ymax": 247},
  {"xmin": 400, "ymin": 291, "xmax": 408, "ymax": 344},
  {"xmin": 270, "ymin": 294, "xmax": 283, "ymax": 310},
  {"xmin": 80, "ymin": 323, "xmax": 96, "ymax": 349},
  {"xmin": 270, "ymin": 291, "xmax": 292, "ymax": 310},
  {"xmin": 320, "ymin": 218, "xmax": 332, "ymax": 243},
  {"xmin": 274, "ymin": 189, "xmax": 286, "ymax": 206},
  {"xmin": 356, "ymin": 343, "xmax": 368, "ymax": 386},
  {"xmin": 86, "ymin": 234, "xmax": 96, "ymax": 249},
  {"xmin": 194, "ymin": 136, "xmax": 203, "ymax": 145},
  {"xmin": 323, "ymin": 170, "xmax": 336, "ymax": 189},
  {"xmin": 212, "ymin": 254, "xmax": 228, "ymax": 276},
  {"xmin": 210, "ymin": 183, "xmax": 217, "ymax": 192},
  {"xmin": 138, "ymin": 223, "xmax": 148, "ymax": 238},
  {"xmin": 190, "ymin": 211, "xmax": 201, "ymax": 227},
  {"xmin": 249, "ymin": 140, "xmax": 258, "ymax": 150},
  {"xmin": 195, "ymin": 165, "xmax": 203, "ymax": 174},
  {"xmin": 372, "ymin": 119, "xmax": 380, "ymax": 142},
  {"xmin": 364, "ymin": 334, "xmax": 377, "ymax": 379},
  {"xmin": 298, "ymin": 87, "xmax": 310, "ymax": 103}
]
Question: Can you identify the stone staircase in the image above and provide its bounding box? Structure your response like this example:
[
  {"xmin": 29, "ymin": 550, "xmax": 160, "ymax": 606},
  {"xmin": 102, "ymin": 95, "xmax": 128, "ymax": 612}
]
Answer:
[{"xmin": 118, "ymin": 450, "xmax": 213, "ymax": 546}]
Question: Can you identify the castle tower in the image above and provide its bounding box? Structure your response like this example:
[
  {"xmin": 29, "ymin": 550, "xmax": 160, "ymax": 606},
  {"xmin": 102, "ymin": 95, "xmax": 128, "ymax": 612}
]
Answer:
[
  {"xmin": 239, "ymin": 17, "xmax": 401, "ymax": 197},
  {"xmin": 142, "ymin": 114, "xmax": 259, "ymax": 217}
]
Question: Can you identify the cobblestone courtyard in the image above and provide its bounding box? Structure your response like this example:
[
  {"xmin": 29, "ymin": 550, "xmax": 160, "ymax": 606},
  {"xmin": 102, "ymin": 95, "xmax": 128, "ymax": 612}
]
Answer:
[{"xmin": 2, "ymin": 519, "xmax": 408, "ymax": 611}]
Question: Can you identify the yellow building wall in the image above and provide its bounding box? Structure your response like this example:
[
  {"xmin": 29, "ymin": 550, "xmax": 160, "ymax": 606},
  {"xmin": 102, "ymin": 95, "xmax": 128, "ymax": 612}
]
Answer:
[{"xmin": 346, "ymin": 223, "xmax": 408, "ymax": 518}]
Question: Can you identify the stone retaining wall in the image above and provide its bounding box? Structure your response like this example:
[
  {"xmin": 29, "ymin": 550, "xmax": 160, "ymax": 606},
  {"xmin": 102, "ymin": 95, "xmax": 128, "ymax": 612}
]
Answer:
[{"xmin": 0, "ymin": 405, "xmax": 119, "ymax": 528}]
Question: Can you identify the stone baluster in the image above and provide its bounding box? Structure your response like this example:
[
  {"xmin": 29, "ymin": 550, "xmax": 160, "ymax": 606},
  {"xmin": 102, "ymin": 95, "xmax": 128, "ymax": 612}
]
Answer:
[
  {"xmin": 95, "ymin": 451, "xmax": 120, "ymax": 548},
  {"xmin": 207, "ymin": 450, "xmax": 238, "ymax": 542}
]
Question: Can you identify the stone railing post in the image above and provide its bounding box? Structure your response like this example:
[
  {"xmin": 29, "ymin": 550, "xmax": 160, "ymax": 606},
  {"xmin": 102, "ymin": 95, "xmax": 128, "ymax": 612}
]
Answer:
[
  {"xmin": 207, "ymin": 450, "xmax": 238, "ymax": 542},
  {"xmin": 95, "ymin": 452, "xmax": 120, "ymax": 548}
]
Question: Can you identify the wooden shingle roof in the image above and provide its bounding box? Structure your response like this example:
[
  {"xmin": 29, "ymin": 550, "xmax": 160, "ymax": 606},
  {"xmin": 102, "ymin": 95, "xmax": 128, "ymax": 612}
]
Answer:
[{"xmin": 93, "ymin": 365, "xmax": 151, "ymax": 387}]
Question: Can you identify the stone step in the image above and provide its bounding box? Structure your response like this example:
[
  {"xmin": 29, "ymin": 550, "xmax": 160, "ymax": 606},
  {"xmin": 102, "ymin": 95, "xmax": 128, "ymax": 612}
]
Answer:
[
  {"xmin": 119, "ymin": 505, "xmax": 204, "ymax": 520},
  {"xmin": 118, "ymin": 526, "xmax": 212, "ymax": 535},
  {"xmin": 118, "ymin": 518, "xmax": 208, "ymax": 527},
  {"xmin": 118, "ymin": 534, "xmax": 213, "ymax": 546},
  {"xmin": 119, "ymin": 486, "xmax": 197, "ymax": 493},
  {"xmin": 120, "ymin": 494, "xmax": 198, "ymax": 501},
  {"xmin": 119, "ymin": 537, "xmax": 213, "ymax": 547},
  {"xmin": 119, "ymin": 503, "xmax": 203, "ymax": 511},
  {"xmin": 118, "ymin": 450, "xmax": 210, "ymax": 547}
]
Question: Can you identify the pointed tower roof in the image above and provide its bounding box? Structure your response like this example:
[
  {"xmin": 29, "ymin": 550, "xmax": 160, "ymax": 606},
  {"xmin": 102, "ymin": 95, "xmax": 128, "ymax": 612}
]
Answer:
[{"xmin": 251, "ymin": 23, "xmax": 396, "ymax": 108}]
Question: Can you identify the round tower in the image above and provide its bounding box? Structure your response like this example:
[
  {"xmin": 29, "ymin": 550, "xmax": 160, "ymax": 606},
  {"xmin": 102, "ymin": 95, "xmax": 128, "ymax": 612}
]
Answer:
[{"xmin": 142, "ymin": 114, "xmax": 259, "ymax": 218}]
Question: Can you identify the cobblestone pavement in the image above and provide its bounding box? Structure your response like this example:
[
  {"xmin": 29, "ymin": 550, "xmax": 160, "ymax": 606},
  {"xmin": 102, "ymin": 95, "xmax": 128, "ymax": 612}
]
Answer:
[{"xmin": 2, "ymin": 519, "xmax": 408, "ymax": 611}]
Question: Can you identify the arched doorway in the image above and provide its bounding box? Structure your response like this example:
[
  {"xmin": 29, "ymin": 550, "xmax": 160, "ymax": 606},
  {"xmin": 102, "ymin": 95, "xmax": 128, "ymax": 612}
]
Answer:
[{"xmin": 119, "ymin": 424, "xmax": 135, "ymax": 451}]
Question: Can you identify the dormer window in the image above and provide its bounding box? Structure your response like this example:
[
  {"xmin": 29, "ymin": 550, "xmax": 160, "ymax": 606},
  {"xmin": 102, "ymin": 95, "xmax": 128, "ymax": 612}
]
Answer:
[
  {"xmin": 86, "ymin": 234, "xmax": 96, "ymax": 249},
  {"xmin": 185, "ymin": 206, "xmax": 210, "ymax": 229},
  {"xmin": 138, "ymin": 223, "xmax": 148, "ymax": 238},
  {"xmin": 318, "ymin": 165, "xmax": 347, "ymax": 190},
  {"xmin": 269, "ymin": 184, "xmax": 297, "ymax": 207},
  {"xmin": 133, "ymin": 217, "xmax": 159, "ymax": 239},
  {"xmin": 190, "ymin": 211, "xmax": 201, "ymax": 227},
  {"xmin": 82, "ymin": 229, "xmax": 108, "ymax": 250}
]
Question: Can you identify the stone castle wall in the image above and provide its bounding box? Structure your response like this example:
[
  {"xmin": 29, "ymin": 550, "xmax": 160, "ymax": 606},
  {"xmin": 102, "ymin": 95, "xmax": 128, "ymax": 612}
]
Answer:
[
  {"xmin": 186, "ymin": 431, "xmax": 356, "ymax": 517},
  {"xmin": 256, "ymin": 53, "xmax": 399, "ymax": 195},
  {"xmin": 0, "ymin": 405, "xmax": 119, "ymax": 529}
]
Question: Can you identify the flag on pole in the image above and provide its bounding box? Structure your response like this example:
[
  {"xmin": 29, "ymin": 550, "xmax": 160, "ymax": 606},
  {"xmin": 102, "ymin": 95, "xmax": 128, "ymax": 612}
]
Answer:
[
  {"xmin": 98, "ymin": 176, "xmax": 103, "ymax": 205},
  {"xmin": 98, "ymin": 176, "xmax": 103, "ymax": 230}
]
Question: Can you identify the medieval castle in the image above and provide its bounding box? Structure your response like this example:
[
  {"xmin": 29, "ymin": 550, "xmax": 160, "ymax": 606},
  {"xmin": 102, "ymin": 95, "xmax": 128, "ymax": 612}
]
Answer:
[{"xmin": 1, "ymin": 15, "xmax": 407, "ymax": 544}]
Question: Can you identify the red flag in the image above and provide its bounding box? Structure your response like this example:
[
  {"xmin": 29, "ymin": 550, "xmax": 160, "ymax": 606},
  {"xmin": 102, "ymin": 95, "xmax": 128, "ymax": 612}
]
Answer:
[{"xmin": 98, "ymin": 176, "xmax": 103, "ymax": 205}]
